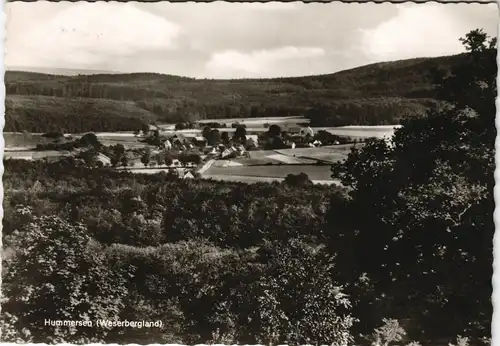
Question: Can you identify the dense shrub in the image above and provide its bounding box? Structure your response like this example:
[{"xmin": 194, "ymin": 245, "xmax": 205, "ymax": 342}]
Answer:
[{"xmin": 1, "ymin": 214, "xmax": 130, "ymax": 343}]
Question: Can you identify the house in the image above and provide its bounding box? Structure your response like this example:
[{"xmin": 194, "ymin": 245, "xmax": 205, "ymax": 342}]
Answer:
[
  {"xmin": 183, "ymin": 171, "xmax": 195, "ymax": 179},
  {"xmin": 171, "ymin": 137, "xmax": 184, "ymax": 149},
  {"xmin": 172, "ymin": 159, "xmax": 181, "ymax": 167},
  {"xmin": 164, "ymin": 140, "xmax": 172, "ymax": 150},
  {"xmin": 236, "ymin": 145, "xmax": 246, "ymax": 156},
  {"xmin": 312, "ymin": 140, "xmax": 322, "ymax": 147},
  {"xmin": 96, "ymin": 153, "xmax": 111, "ymax": 166},
  {"xmin": 245, "ymin": 135, "xmax": 259, "ymax": 148},
  {"xmin": 204, "ymin": 146, "xmax": 218, "ymax": 155},
  {"xmin": 221, "ymin": 149, "xmax": 231, "ymax": 159},
  {"xmin": 193, "ymin": 136, "xmax": 207, "ymax": 147},
  {"xmin": 175, "ymin": 168, "xmax": 185, "ymax": 177},
  {"xmin": 221, "ymin": 148, "xmax": 235, "ymax": 159}
]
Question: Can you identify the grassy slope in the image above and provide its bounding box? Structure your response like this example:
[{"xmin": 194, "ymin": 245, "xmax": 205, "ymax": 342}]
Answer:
[{"xmin": 5, "ymin": 54, "xmax": 463, "ymax": 132}]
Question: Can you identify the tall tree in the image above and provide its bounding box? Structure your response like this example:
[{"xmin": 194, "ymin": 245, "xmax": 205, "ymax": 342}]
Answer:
[
  {"xmin": 221, "ymin": 132, "xmax": 230, "ymax": 144},
  {"xmin": 268, "ymin": 124, "xmax": 282, "ymax": 138},
  {"xmin": 141, "ymin": 148, "xmax": 151, "ymax": 167},
  {"xmin": 253, "ymin": 239, "xmax": 354, "ymax": 346},
  {"xmin": 234, "ymin": 126, "xmax": 247, "ymax": 142},
  {"xmin": 328, "ymin": 29, "xmax": 496, "ymax": 342}
]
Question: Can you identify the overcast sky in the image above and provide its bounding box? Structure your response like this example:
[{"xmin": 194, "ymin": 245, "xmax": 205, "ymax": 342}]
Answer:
[{"xmin": 5, "ymin": 1, "xmax": 498, "ymax": 79}]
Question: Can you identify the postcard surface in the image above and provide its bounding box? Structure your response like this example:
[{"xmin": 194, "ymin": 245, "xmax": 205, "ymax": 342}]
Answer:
[{"xmin": 1, "ymin": 1, "xmax": 498, "ymax": 345}]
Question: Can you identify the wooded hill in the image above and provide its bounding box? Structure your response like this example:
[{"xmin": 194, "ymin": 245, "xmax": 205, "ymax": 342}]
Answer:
[{"xmin": 5, "ymin": 54, "xmax": 465, "ymax": 133}]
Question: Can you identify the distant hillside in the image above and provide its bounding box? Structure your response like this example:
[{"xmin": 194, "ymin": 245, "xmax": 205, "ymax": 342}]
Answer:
[
  {"xmin": 6, "ymin": 67, "xmax": 121, "ymax": 76},
  {"xmin": 4, "ymin": 54, "xmax": 465, "ymax": 133},
  {"xmin": 5, "ymin": 95, "xmax": 155, "ymax": 133}
]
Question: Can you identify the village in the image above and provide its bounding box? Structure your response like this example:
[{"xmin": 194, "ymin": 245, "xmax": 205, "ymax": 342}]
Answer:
[
  {"xmin": 109, "ymin": 122, "xmax": 343, "ymax": 179},
  {"xmin": 4, "ymin": 118, "xmax": 361, "ymax": 183}
]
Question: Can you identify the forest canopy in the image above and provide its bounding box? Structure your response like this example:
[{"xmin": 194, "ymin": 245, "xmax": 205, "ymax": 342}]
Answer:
[{"xmin": 4, "ymin": 54, "xmax": 464, "ymax": 133}]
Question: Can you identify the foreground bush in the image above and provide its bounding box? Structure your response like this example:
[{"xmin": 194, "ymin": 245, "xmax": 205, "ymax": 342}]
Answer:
[{"xmin": 1, "ymin": 214, "xmax": 130, "ymax": 343}]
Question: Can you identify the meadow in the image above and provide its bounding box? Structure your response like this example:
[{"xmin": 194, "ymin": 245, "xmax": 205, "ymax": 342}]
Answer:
[
  {"xmin": 3, "ymin": 150, "xmax": 73, "ymax": 160},
  {"xmin": 322, "ymin": 125, "xmax": 402, "ymax": 138},
  {"xmin": 4, "ymin": 131, "xmax": 147, "ymax": 149},
  {"xmin": 203, "ymin": 163, "xmax": 334, "ymax": 181},
  {"xmin": 196, "ymin": 115, "xmax": 309, "ymax": 126}
]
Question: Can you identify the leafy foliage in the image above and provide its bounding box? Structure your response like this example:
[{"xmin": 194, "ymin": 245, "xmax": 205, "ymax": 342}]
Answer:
[
  {"xmin": 1, "ymin": 213, "xmax": 130, "ymax": 343},
  {"xmin": 329, "ymin": 29, "xmax": 495, "ymax": 342},
  {"xmin": 255, "ymin": 239, "xmax": 354, "ymax": 346}
]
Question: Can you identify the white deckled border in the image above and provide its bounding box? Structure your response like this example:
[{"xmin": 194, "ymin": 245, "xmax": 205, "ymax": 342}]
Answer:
[
  {"xmin": 1, "ymin": 0, "xmax": 5, "ymax": 339},
  {"xmin": 492, "ymin": 12, "xmax": 500, "ymax": 346},
  {"xmin": 0, "ymin": 2, "xmax": 498, "ymax": 346}
]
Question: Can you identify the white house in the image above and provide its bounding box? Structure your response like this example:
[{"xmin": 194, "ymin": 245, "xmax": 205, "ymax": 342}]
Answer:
[
  {"xmin": 96, "ymin": 153, "xmax": 111, "ymax": 166},
  {"xmin": 164, "ymin": 140, "xmax": 172, "ymax": 150},
  {"xmin": 246, "ymin": 135, "xmax": 259, "ymax": 144},
  {"xmin": 237, "ymin": 145, "xmax": 246, "ymax": 155},
  {"xmin": 221, "ymin": 149, "xmax": 233, "ymax": 159},
  {"xmin": 194, "ymin": 136, "xmax": 207, "ymax": 144},
  {"xmin": 183, "ymin": 171, "xmax": 195, "ymax": 179}
]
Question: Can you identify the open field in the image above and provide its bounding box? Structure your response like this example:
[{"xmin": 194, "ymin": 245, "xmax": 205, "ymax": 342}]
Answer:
[
  {"xmin": 95, "ymin": 136, "xmax": 146, "ymax": 149},
  {"xmin": 266, "ymin": 154, "xmax": 309, "ymax": 164},
  {"xmin": 159, "ymin": 127, "xmax": 270, "ymax": 135},
  {"xmin": 4, "ymin": 132, "xmax": 53, "ymax": 149},
  {"xmin": 203, "ymin": 164, "xmax": 334, "ymax": 181},
  {"xmin": 197, "ymin": 116, "xmax": 309, "ymax": 126},
  {"xmin": 4, "ymin": 131, "xmax": 147, "ymax": 149},
  {"xmin": 275, "ymin": 147, "xmax": 349, "ymax": 163},
  {"xmin": 4, "ymin": 150, "xmax": 72, "ymax": 160},
  {"xmin": 323, "ymin": 125, "xmax": 401, "ymax": 138},
  {"xmin": 247, "ymin": 146, "xmax": 355, "ymax": 164},
  {"xmin": 211, "ymin": 160, "xmax": 245, "ymax": 168},
  {"xmin": 322, "ymin": 143, "xmax": 365, "ymax": 153}
]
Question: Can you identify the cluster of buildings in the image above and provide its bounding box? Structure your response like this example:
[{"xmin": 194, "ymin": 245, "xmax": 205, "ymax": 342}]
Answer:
[
  {"xmin": 146, "ymin": 125, "xmax": 331, "ymax": 160},
  {"xmin": 155, "ymin": 132, "xmax": 259, "ymax": 159}
]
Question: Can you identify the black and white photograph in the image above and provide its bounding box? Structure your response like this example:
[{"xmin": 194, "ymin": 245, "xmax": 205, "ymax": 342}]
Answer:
[{"xmin": 1, "ymin": 1, "xmax": 498, "ymax": 345}]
